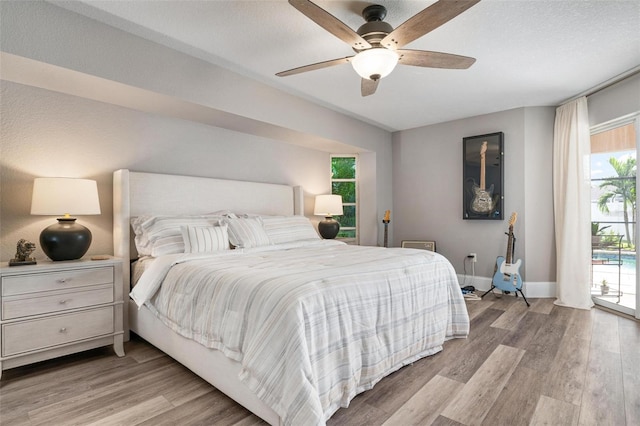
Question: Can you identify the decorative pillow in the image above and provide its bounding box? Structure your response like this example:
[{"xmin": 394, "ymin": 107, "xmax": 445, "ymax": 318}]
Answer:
[
  {"xmin": 225, "ymin": 217, "xmax": 271, "ymax": 249},
  {"xmin": 181, "ymin": 224, "xmax": 229, "ymax": 253},
  {"xmin": 262, "ymin": 215, "xmax": 320, "ymax": 245},
  {"xmin": 131, "ymin": 215, "xmax": 222, "ymax": 257}
]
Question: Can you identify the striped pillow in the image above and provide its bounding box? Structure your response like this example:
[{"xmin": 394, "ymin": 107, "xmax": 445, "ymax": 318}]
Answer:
[
  {"xmin": 181, "ymin": 224, "xmax": 229, "ymax": 253},
  {"xmin": 262, "ymin": 216, "xmax": 320, "ymax": 245},
  {"xmin": 131, "ymin": 215, "xmax": 223, "ymax": 257},
  {"xmin": 225, "ymin": 217, "xmax": 271, "ymax": 249}
]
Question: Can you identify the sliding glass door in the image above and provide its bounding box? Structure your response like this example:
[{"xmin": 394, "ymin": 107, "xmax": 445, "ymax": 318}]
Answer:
[{"xmin": 590, "ymin": 115, "xmax": 639, "ymax": 318}]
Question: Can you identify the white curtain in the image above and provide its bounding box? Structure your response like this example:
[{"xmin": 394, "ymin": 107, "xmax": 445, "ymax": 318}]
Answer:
[{"xmin": 553, "ymin": 97, "xmax": 594, "ymax": 309}]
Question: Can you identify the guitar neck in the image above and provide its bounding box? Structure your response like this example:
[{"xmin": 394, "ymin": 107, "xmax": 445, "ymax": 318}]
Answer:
[
  {"xmin": 480, "ymin": 152, "xmax": 485, "ymax": 190},
  {"xmin": 383, "ymin": 223, "xmax": 389, "ymax": 248},
  {"xmin": 506, "ymin": 227, "xmax": 513, "ymax": 263}
]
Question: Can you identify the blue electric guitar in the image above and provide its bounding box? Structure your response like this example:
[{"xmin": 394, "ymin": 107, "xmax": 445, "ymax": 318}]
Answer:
[{"xmin": 492, "ymin": 213, "xmax": 523, "ymax": 292}]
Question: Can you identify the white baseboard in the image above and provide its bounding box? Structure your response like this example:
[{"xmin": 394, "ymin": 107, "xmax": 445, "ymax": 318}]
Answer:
[
  {"xmin": 457, "ymin": 274, "xmax": 556, "ymax": 298},
  {"xmin": 457, "ymin": 274, "xmax": 492, "ymax": 291},
  {"xmin": 523, "ymin": 281, "xmax": 556, "ymax": 298}
]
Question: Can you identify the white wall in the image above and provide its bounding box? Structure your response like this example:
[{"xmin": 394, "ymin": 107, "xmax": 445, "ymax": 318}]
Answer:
[
  {"xmin": 0, "ymin": 1, "xmax": 394, "ymax": 260},
  {"xmin": 588, "ymin": 73, "xmax": 640, "ymax": 126},
  {"xmin": 523, "ymin": 107, "xmax": 557, "ymax": 282},
  {"xmin": 392, "ymin": 107, "xmax": 556, "ymax": 289}
]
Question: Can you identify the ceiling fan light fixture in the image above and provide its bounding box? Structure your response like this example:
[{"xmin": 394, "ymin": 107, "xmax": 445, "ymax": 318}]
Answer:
[{"xmin": 351, "ymin": 48, "xmax": 399, "ymax": 80}]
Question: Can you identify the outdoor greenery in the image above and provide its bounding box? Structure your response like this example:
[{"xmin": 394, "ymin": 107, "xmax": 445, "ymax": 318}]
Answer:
[
  {"xmin": 337, "ymin": 229, "xmax": 356, "ymax": 239},
  {"xmin": 331, "ymin": 157, "xmax": 356, "ymax": 180},
  {"xmin": 331, "ymin": 156, "xmax": 357, "ymax": 240},
  {"xmin": 597, "ymin": 156, "xmax": 636, "ymax": 247},
  {"xmin": 591, "ymin": 222, "xmax": 611, "ymax": 236},
  {"xmin": 332, "ymin": 182, "xmax": 356, "ymax": 203},
  {"xmin": 340, "ymin": 205, "xmax": 356, "ymax": 227},
  {"xmin": 599, "ymin": 231, "xmax": 628, "ymax": 249}
]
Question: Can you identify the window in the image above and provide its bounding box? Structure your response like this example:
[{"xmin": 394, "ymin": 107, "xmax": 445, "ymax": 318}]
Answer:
[
  {"xmin": 331, "ymin": 155, "xmax": 358, "ymax": 243},
  {"xmin": 590, "ymin": 119, "xmax": 637, "ymax": 312},
  {"xmin": 590, "ymin": 122, "xmax": 636, "ymax": 250}
]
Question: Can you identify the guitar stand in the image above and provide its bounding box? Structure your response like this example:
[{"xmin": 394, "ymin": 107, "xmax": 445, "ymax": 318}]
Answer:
[
  {"xmin": 484, "ymin": 226, "xmax": 529, "ymax": 307},
  {"xmin": 480, "ymin": 285, "xmax": 530, "ymax": 307}
]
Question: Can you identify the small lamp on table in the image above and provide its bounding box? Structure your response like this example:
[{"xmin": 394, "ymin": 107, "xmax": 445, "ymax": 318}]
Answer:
[
  {"xmin": 31, "ymin": 177, "xmax": 101, "ymax": 261},
  {"xmin": 314, "ymin": 194, "xmax": 343, "ymax": 239}
]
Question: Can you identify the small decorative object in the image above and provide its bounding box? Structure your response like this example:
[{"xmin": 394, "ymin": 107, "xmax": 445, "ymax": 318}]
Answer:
[
  {"xmin": 314, "ymin": 194, "xmax": 343, "ymax": 239},
  {"xmin": 9, "ymin": 239, "xmax": 37, "ymax": 266},
  {"xmin": 31, "ymin": 177, "xmax": 101, "ymax": 261},
  {"xmin": 463, "ymin": 132, "xmax": 504, "ymax": 220},
  {"xmin": 382, "ymin": 210, "xmax": 390, "ymax": 248},
  {"xmin": 600, "ymin": 279, "xmax": 609, "ymax": 295}
]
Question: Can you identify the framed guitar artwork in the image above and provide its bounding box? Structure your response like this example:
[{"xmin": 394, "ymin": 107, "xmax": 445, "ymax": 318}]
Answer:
[{"xmin": 462, "ymin": 132, "xmax": 504, "ymax": 220}]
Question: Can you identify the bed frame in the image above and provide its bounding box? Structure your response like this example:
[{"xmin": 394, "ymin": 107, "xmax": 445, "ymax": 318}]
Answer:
[{"xmin": 113, "ymin": 169, "xmax": 304, "ymax": 426}]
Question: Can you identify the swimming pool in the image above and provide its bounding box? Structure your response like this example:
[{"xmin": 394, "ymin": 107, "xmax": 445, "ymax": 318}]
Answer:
[{"xmin": 592, "ymin": 252, "xmax": 637, "ymax": 274}]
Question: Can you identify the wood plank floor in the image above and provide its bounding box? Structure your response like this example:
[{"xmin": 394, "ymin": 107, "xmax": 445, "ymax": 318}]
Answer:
[{"xmin": 1, "ymin": 295, "xmax": 639, "ymax": 425}]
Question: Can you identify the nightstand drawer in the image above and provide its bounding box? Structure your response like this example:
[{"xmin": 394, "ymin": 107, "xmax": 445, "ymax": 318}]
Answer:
[
  {"xmin": 2, "ymin": 285, "xmax": 114, "ymax": 320},
  {"xmin": 2, "ymin": 306, "xmax": 114, "ymax": 356},
  {"xmin": 2, "ymin": 267, "xmax": 113, "ymax": 296}
]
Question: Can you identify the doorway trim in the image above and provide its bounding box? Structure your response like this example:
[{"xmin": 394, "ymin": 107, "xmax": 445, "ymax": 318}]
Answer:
[{"xmin": 590, "ymin": 112, "xmax": 640, "ymax": 319}]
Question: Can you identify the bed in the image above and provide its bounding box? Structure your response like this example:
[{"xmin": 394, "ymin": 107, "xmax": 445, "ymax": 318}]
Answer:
[{"xmin": 113, "ymin": 169, "xmax": 469, "ymax": 426}]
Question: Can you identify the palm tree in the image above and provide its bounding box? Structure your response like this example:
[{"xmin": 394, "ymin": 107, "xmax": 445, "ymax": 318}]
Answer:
[{"xmin": 597, "ymin": 156, "xmax": 636, "ymax": 246}]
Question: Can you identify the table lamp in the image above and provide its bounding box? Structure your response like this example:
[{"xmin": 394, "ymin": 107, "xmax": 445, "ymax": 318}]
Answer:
[
  {"xmin": 314, "ymin": 194, "xmax": 343, "ymax": 239},
  {"xmin": 31, "ymin": 177, "xmax": 101, "ymax": 261}
]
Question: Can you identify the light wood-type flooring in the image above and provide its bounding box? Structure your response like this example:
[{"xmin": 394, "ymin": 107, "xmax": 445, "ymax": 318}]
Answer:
[{"xmin": 1, "ymin": 294, "xmax": 639, "ymax": 425}]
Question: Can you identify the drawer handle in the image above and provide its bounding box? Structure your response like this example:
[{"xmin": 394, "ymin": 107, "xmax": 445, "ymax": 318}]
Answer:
[
  {"xmin": 57, "ymin": 278, "xmax": 70, "ymax": 283},
  {"xmin": 59, "ymin": 299, "xmax": 68, "ymax": 304},
  {"xmin": 59, "ymin": 327, "xmax": 68, "ymax": 333}
]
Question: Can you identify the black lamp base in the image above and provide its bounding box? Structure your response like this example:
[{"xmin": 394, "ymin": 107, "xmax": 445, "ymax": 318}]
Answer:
[
  {"xmin": 40, "ymin": 218, "xmax": 92, "ymax": 261},
  {"xmin": 318, "ymin": 217, "xmax": 340, "ymax": 239}
]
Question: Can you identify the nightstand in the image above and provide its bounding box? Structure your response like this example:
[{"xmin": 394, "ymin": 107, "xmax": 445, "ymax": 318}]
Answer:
[{"xmin": 0, "ymin": 258, "xmax": 124, "ymax": 378}]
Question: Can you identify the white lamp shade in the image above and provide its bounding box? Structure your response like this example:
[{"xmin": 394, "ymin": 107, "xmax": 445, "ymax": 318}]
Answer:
[
  {"xmin": 314, "ymin": 194, "xmax": 343, "ymax": 216},
  {"xmin": 351, "ymin": 48, "xmax": 399, "ymax": 80},
  {"xmin": 31, "ymin": 178, "xmax": 101, "ymax": 216}
]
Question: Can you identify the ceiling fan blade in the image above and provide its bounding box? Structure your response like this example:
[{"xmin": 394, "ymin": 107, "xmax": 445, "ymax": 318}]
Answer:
[
  {"xmin": 361, "ymin": 78, "xmax": 379, "ymax": 97},
  {"xmin": 381, "ymin": 0, "xmax": 481, "ymax": 50},
  {"xmin": 397, "ymin": 49, "xmax": 476, "ymax": 69},
  {"xmin": 276, "ymin": 56, "xmax": 353, "ymax": 77},
  {"xmin": 289, "ymin": 0, "xmax": 371, "ymax": 50}
]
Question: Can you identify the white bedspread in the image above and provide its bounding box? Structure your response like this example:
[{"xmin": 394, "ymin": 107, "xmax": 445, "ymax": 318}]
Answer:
[{"xmin": 131, "ymin": 240, "xmax": 469, "ymax": 425}]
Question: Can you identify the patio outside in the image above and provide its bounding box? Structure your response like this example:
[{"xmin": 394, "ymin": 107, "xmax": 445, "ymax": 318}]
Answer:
[{"xmin": 591, "ymin": 242, "xmax": 636, "ymax": 311}]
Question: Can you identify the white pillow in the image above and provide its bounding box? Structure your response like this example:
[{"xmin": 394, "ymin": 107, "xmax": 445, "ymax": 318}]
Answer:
[
  {"xmin": 131, "ymin": 215, "xmax": 222, "ymax": 257},
  {"xmin": 262, "ymin": 216, "xmax": 320, "ymax": 245},
  {"xmin": 225, "ymin": 217, "xmax": 271, "ymax": 249},
  {"xmin": 181, "ymin": 224, "xmax": 229, "ymax": 253}
]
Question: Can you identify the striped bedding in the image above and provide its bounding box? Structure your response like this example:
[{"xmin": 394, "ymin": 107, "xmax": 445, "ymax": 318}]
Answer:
[{"xmin": 131, "ymin": 240, "xmax": 469, "ymax": 425}]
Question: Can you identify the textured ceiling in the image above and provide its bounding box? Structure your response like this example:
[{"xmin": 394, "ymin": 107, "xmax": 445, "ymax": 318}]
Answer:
[{"xmin": 51, "ymin": 0, "xmax": 640, "ymax": 131}]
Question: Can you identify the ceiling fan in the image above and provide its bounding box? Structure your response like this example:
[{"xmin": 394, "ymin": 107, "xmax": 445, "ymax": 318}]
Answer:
[{"xmin": 277, "ymin": 0, "xmax": 481, "ymax": 96}]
